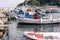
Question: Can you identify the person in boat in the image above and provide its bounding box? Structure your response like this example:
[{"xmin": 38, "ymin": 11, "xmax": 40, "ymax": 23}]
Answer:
[
  {"xmin": 34, "ymin": 10, "xmax": 40, "ymax": 19},
  {"xmin": 17, "ymin": 8, "xmax": 24, "ymax": 18},
  {"xmin": 25, "ymin": 6, "xmax": 32, "ymax": 14},
  {"xmin": 34, "ymin": 12, "xmax": 40, "ymax": 19},
  {"xmin": 18, "ymin": 8, "xmax": 24, "ymax": 15},
  {"xmin": 25, "ymin": 6, "xmax": 33, "ymax": 18}
]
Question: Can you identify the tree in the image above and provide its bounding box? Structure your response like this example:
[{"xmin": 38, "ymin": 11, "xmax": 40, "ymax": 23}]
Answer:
[
  {"xmin": 27, "ymin": 0, "xmax": 39, "ymax": 6},
  {"xmin": 26, "ymin": 0, "xmax": 60, "ymax": 6}
]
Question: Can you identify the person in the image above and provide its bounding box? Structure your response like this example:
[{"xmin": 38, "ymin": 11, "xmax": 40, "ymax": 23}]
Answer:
[
  {"xmin": 17, "ymin": 9, "xmax": 24, "ymax": 18},
  {"xmin": 25, "ymin": 6, "xmax": 32, "ymax": 14},
  {"xmin": 25, "ymin": 6, "xmax": 33, "ymax": 18},
  {"xmin": 34, "ymin": 12, "xmax": 40, "ymax": 19},
  {"xmin": 18, "ymin": 9, "xmax": 24, "ymax": 15}
]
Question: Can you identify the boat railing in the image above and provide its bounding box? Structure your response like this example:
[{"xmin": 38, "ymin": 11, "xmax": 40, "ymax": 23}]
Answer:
[
  {"xmin": 40, "ymin": 14, "xmax": 53, "ymax": 23},
  {"xmin": 53, "ymin": 18, "xmax": 60, "ymax": 22}
]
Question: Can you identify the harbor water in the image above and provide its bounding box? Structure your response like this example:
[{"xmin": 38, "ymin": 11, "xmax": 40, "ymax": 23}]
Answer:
[{"xmin": 7, "ymin": 13, "xmax": 60, "ymax": 40}]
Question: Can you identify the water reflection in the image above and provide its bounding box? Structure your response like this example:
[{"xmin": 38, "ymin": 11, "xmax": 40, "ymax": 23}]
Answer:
[
  {"xmin": 9, "ymin": 22, "xmax": 60, "ymax": 40},
  {"xmin": 17, "ymin": 24, "xmax": 60, "ymax": 32}
]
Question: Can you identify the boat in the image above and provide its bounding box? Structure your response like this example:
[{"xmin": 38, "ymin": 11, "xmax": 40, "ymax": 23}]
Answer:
[
  {"xmin": 16, "ymin": 7, "xmax": 60, "ymax": 25},
  {"xmin": 23, "ymin": 31, "xmax": 60, "ymax": 40}
]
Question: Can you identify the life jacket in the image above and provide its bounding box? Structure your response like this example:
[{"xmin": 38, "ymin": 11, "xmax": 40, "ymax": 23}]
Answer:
[
  {"xmin": 18, "ymin": 10, "xmax": 24, "ymax": 15},
  {"xmin": 34, "ymin": 12, "xmax": 39, "ymax": 19}
]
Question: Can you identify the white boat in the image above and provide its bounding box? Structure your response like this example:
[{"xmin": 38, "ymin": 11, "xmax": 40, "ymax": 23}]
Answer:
[
  {"xmin": 16, "ymin": 7, "xmax": 60, "ymax": 25},
  {"xmin": 17, "ymin": 17, "xmax": 51, "ymax": 24},
  {"xmin": 16, "ymin": 13, "xmax": 60, "ymax": 25},
  {"xmin": 23, "ymin": 31, "xmax": 60, "ymax": 40}
]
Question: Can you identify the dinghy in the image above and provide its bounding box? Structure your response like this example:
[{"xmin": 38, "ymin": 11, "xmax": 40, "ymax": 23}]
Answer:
[{"xmin": 23, "ymin": 31, "xmax": 60, "ymax": 40}]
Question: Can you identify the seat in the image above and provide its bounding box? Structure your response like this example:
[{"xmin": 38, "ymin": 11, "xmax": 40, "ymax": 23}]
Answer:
[
  {"xmin": 35, "ymin": 34, "xmax": 43, "ymax": 38},
  {"xmin": 27, "ymin": 32, "xmax": 34, "ymax": 36}
]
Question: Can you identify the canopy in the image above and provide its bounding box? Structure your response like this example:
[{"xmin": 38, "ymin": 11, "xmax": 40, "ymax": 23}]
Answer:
[{"xmin": 0, "ymin": 0, "xmax": 25, "ymax": 8}]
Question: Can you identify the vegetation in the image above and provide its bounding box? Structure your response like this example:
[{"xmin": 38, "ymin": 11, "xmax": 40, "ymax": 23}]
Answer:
[
  {"xmin": 27, "ymin": 0, "xmax": 39, "ymax": 6},
  {"xmin": 26, "ymin": 0, "xmax": 60, "ymax": 6}
]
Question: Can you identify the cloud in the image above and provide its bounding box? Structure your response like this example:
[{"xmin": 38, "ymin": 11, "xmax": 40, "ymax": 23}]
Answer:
[{"xmin": 0, "ymin": 0, "xmax": 25, "ymax": 8}]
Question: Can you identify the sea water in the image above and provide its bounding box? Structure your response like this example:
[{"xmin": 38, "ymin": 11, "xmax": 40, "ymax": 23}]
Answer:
[{"xmin": 8, "ymin": 22, "xmax": 60, "ymax": 40}]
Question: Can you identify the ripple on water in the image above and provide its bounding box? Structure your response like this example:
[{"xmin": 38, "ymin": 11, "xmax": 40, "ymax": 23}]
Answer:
[{"xmin": 8, "ymin": 22, "xmax": 60, "ymax": 40}]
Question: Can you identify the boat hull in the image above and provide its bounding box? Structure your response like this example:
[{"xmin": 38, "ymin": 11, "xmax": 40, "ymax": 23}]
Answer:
[
  {"xmin": 18, "ymin": 22, "xmax": 60, "ymax": 25},
  {"xmin": 17, "ymin": 18, "xmax": 60, "ymax": 25},
  {"xmin": 23, "ymin": 32, "xmax": 60, "ymax": 40}
]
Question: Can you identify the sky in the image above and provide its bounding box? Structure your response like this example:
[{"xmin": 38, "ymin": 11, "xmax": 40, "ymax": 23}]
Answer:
[{"xmin": 0, "ymin": 0, "xmax": 25, "ymax": 8}]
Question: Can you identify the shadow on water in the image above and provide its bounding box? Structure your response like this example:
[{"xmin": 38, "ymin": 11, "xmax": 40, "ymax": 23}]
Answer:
[
  {"xmin": 16, "ymin": 23, "xmax": 60, "ymax": 32},
  {"xmin": 15, "ymin": 23, "xmax": 60, "ymax": 40}
]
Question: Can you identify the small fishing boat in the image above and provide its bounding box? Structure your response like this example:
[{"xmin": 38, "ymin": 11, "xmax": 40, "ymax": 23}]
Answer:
[
  {"xmin": 15, "ymin": 8, "xmax": 60, "ymax": 24},
  {"xmin": 16, "ymin": 12, "xmax": 60, "ymax": 25},
  {"xmin": 23, "ymin": 32, "xmax": 60, "ymax": 40},
  {"xmin": 16, "ymin": 16, "xmax": 53, "ymax": 25}
]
